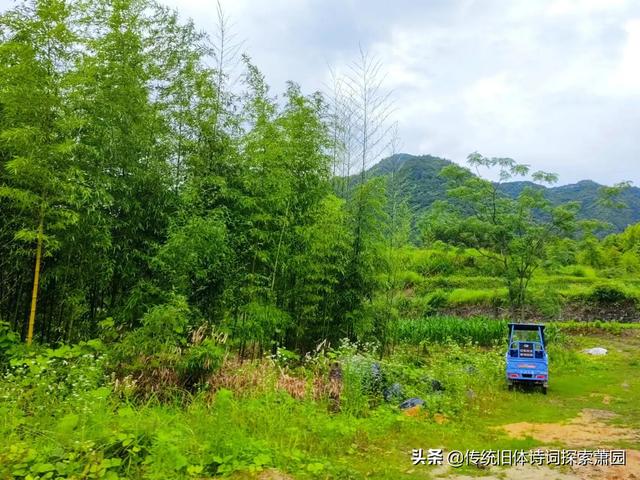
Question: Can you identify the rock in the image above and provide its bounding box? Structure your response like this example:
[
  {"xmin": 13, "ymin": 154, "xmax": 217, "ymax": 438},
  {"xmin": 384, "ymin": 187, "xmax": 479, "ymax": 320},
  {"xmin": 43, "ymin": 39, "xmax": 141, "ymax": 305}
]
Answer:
[
  {"xmin": 583, "ymin": 347, "xmax": 608, "ymax": 355},
  {"xmin": 465, "ymin": 365, "xmax": 477, "ymax": 375},
  {"xmin": 383, "ymin": 382, "xmax": 403, "ymax": 402},
  {"xmin": 467, "ymin": 389, "xmax": 476, "ymax": 400},
  {"xmin": 398, "ymin": 397, "xmax": 424, "ymax": 410}
]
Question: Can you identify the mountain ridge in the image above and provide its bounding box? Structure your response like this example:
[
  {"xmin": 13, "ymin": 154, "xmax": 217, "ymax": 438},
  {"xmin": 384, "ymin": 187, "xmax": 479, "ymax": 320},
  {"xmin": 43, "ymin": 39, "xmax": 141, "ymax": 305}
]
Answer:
[{"xmin": 363, "ymin": 153, "xmax": 640, "ymax": 232}]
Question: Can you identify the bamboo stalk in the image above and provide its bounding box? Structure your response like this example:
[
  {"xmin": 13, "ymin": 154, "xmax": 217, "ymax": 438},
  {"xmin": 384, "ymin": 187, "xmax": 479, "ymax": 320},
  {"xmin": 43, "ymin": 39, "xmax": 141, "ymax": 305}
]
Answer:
[{"xmin": 26, "ymin": 210, "xmax": 44, "ymax": 346}]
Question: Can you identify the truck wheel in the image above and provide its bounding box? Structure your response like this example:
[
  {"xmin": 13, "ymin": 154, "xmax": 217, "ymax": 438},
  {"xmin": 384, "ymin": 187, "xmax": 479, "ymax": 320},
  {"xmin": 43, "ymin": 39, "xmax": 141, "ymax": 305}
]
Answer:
[
  {"xmin": 542, "ymin": 386, "xmax": 547, "ymax": 395},
  {"xmin": 508, "ymin": 384, "xmax": 513, "ymax": 391}
]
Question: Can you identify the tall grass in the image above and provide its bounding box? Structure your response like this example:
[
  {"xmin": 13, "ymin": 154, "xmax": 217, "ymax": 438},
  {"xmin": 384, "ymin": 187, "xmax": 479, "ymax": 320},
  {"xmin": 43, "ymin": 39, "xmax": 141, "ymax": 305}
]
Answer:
[
  {"xmin": 557, "ymin": 320, "xmax": 640, "ymax": 335},
  {"xmin": 394, "ymin": 315, "xmax": 508, "ymax": 346},
  {"xmin": 394, "ymin": 316, "xmax": 572, "ymax": 348}
]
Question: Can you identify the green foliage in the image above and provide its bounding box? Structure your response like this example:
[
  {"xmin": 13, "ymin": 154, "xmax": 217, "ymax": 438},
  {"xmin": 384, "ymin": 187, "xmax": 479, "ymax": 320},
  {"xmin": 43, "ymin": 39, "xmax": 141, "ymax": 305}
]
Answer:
[
  {"xmin": 109, "ymin": 297, "xmax": 228, "ymax": 398},
  {"xmin": 365, "ymin": 154, "xmax": 640, "ymax": 234},
  {"xmin": 0, "ymin": 320, "xmax": 20, "ymax": 364},
  {"xmin": 2, "ymin": 1, "xmax": 640, "ymax": 479},
  {"xmin": 122, "ymin": 296, "xmax": 192, "ymax": 354},
  {"xmin": 1, "ymin": 319, "xmax": 638, "ymax": 479},
  {"xmin": 2, "ymin": 340, "xmax": 107, "ymax": 419},
  {"xmin": 155, "ymin": 215, "xmax": 230, "ymax": 317},
  {"xmin": 423, "ymin": 152, "xmax": 578, "ymax": 316},
  {"xmin": 395, "ymin": 316, "xmax": 507, "ymax": 347},
  {"xmin": 233, "ymin": 301, "xmax": 291, "ymax": 355},
  {"xmin": 587, "ymin": 284, "xmax": 630, "ymax": 304}
]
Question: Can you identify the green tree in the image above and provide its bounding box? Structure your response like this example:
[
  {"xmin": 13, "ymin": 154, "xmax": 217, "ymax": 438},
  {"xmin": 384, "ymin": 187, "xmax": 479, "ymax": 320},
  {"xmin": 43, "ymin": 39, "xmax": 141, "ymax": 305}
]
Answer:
[
  {"xmin": 288, "ymin": 194, "xmax": 352, "ymax": 348},
  {"xmin": 0, "ymin": 0, "xmax": 83, "ymax": 343},
  {"xmin": 73, "ymin": 0, "xmax": 175, "ymax": 325},
  {"xmin": 342, "ymin": 177, "xmax": 389, "ymax": 338},
  {"xmin": 423, "ymin": 152, "xmax": 578, "ymax": 318}
]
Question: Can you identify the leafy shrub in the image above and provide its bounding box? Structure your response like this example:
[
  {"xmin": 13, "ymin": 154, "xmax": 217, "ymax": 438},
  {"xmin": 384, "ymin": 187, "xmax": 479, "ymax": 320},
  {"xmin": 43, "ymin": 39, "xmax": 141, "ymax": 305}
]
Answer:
[
  {"xmin": 233, "ymin": 302, "xmax": 291, "ymax": 357},
  {"xmin": 0, "ymin": 320, "xmax": 20, "ymax": 365},
  {"xmin": 111, "ymin": 296, "xmax": 226, "ymax": 399},
  {"xmin": 620, "ymin": 250, "xmax": 640, "ymax": 273},
  {"xmin": 1, "ymin": 441, "xmax": 125, "ymax": 480},
  {"xmin": 530, "ymin": 287, "xmax": 563, "ymax": 318},
  {"xmin": 588, "ymin": 285, "xmax": 629, "ymax": 304},
  {"xmin": 397, "ymin": 270, "xmax": 423, "ymax": 288},
  {"xmin": 424, "ymin": 290, "xmax": 449, "ymax": 314},
  {"xmin": 1, "ymin": 340, "xmax": 107, "ymax": 414},
  {"xmin": 179, "ymin": 338, "xmax": 226, "ymax": 390}
]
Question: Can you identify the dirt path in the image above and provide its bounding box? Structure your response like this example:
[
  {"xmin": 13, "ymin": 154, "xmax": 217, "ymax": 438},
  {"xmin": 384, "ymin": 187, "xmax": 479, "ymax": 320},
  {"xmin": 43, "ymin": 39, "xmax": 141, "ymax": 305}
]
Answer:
[
  {"xmin": 500, "ymin": 408, "xmax": 639, "ymax": 446},
  {"xmin": 439, "ymin": 409, "xmax": 640, "ymax": 480}
]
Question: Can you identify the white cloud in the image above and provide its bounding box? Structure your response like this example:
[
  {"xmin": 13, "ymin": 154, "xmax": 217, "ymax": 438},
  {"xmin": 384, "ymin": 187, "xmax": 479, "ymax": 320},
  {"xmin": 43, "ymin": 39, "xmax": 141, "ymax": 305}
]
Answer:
[
  {"xmin": 1, "ymin": 0, "xmax": 638, "ymax": 185},
  {"xmin": 547, "ymin": 0, "xmax": 627, "ymax": 17},
  {"xmin": 609, "ymin": 18, "xmax": 640, "ymax": 95}
]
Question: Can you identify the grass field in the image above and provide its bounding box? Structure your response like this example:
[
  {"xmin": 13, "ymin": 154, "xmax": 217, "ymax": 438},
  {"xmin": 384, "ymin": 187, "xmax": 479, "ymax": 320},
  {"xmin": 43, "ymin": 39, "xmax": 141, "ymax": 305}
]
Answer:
[{"xmin": 1, "ymin": 322, "xmax": 638, "ymax": 479}]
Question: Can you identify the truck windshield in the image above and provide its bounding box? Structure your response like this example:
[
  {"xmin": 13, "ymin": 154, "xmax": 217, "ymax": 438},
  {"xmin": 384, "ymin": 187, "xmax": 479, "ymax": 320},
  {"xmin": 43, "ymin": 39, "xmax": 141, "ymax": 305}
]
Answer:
[{"xmin": 511, "ymin": 330, "xmax": 541, "ymax": 342}]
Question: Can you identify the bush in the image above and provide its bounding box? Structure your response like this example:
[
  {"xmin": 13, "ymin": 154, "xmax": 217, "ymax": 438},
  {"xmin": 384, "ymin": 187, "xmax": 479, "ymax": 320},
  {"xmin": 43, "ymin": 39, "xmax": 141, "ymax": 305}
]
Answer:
[
  {"xmin": 111, "ymin": 296, "xmax": 227, "ymax": 399},
  {"xmin": 588, "ymin": 285, "xmax": 628, "ymax": 304},
  {"xmin": 2, "ymin": 340, "xmax": 107, "ymax": 415},
  {"xmin": 179, "ymin": 339, "xmax": 226, "ymax": 390},
  {"xmin": 0, "ymin": 320, "xmax": 20, "ymax": 365},
  {"xmin": 424, "ymin": 290, "xmax": 449, "ymax": 314},
  {"xmin": 530, "ymin": 287, "xmax": 563, "ymax": 318},
  {"xmin": 620, "ymin": 251, "xmax": 640, "ymax": 273}
]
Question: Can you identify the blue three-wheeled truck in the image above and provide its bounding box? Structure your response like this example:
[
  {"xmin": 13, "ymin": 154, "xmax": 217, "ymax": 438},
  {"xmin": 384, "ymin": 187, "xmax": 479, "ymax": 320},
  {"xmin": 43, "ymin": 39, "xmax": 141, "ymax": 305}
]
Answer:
[{"xmin": 506, "ymin": 323, "xmax": 548, "ymax": 394}]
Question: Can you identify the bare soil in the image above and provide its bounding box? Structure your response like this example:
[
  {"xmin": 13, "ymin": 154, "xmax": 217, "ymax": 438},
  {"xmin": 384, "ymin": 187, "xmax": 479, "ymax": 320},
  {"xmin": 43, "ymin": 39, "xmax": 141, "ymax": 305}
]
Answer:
[
  {"xmin": 500, "ymin": 409, "xmax": 639, "ymax": 447},
  {"xmin": 439, "ymin": 409, "xmax": 640, "ymax": 479}
]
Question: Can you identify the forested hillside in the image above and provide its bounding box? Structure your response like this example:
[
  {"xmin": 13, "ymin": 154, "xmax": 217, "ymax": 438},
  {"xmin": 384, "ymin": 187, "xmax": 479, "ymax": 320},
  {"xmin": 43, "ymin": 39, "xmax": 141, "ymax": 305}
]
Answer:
[{"xmin": 364, "ymin": 153, "xmax": 640, "ymax": 232}]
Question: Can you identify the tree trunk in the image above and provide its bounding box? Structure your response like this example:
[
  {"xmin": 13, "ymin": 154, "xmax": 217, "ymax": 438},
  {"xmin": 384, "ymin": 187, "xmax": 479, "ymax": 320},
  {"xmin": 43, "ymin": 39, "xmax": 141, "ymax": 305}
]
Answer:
[{"xmin": 27, "ymin": 210, "xmax": 44, "ymax": 345}]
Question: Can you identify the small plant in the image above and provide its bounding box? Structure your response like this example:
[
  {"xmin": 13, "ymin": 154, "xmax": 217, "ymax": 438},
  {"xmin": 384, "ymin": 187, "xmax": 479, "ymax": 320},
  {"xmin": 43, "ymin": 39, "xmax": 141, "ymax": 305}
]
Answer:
[{"xmin": 0, "ymin": 320, "xmax": 20, "ymax": 365}]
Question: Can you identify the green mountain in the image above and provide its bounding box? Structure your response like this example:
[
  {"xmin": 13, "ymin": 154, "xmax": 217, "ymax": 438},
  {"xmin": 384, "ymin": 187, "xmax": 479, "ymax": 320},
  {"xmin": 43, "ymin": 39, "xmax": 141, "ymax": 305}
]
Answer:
[{"xmin": 364, "ymin": 153, "xmax": 640, "ymax": 232}]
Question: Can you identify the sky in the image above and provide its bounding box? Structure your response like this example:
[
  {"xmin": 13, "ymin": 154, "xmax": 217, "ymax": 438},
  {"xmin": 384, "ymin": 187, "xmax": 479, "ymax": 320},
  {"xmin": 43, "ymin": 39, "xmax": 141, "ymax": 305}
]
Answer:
[
  {"xmin": 2, "ymin": 0, "xmax": 638, "ymax": 185},
  {"xmin": 156, "ymin": 0, "xmax": 640, "ymax": 186}
]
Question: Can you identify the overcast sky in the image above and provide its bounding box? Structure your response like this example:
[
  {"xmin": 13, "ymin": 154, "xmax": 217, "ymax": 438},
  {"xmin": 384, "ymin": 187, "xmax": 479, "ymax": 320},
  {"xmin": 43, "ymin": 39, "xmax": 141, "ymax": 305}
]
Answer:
[
  {"xmin": 155, "ymin": 0, "xmax": 639, "ymax": 186},
  {"xmin": 2, "ymin": 0, "xmax": 638, "ymax": 185}
]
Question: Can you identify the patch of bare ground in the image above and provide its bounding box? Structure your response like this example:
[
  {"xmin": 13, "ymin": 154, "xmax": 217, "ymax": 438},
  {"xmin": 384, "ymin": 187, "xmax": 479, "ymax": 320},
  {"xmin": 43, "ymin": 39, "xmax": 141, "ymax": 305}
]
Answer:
[
  {"xmin": 440, "ymin": 451, "xmax": 640, "ymax": 480},
  {"xmin": 226, "ymin": 468, "xmax": 295, "ymax": 480},
  {"xmin": 571, "ymin": 449, "xmax": 640, "ymax": 480},
  {"xmin": 443, "ymin": 464, "xmax": 581, "ymax": 479},
  {"xmin": 487, "ymin": 409, "xmax": 640, "ymax": 480},
  {"xmin": 500, "ymin": 409, "xmax": 639, "ymax": 447},
  {"xmin": 257, "ymin": 469, "xmax": 295, "ymax": 480},
  {"xmin": 439, "ymin": 410, "xmax": 640, "ymax": 479}
]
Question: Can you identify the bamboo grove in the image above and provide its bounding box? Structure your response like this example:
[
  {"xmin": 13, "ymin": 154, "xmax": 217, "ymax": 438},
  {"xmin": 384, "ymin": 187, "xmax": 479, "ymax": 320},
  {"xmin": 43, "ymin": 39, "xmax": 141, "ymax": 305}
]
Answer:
[{"xmin": 0, "ymin": 0, "xmax": 409, "ymax": 354}]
